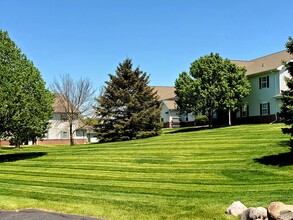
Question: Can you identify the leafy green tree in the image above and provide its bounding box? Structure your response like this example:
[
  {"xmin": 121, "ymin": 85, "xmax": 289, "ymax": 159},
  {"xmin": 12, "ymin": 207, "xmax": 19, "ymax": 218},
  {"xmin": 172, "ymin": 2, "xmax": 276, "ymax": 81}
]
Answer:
[
  {"xmin": 95, "ymin": 58, "xmax": 162, "ymax": 142},
  {"xmin": 280, "ymin": 37, "xmax": 293, "ymax": 146},
  {"xmin": 0, "ymin": 30, "xmax": 53, "ymax": 147},
  {"xmin": 175, "ymin": 53, "xmax": 250, "ymax": 127},
  {"xmin": 222, "ymin": 62, "xmax": 250, "ymax": 125}
]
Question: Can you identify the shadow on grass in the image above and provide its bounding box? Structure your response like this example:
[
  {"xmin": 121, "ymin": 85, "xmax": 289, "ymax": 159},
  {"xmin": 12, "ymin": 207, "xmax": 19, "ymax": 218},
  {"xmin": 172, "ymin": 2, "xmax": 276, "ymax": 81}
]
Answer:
[
  {"xmin": 254, "ymin": 152, "xmax": 293, "ymax": 167},
  {"xmin": 0, "ymin": 152, "xmax": 47, "ymax": 163},
  {"xmin": 254, "ymin": 140, "xmax": 293, "ymax": 167}
]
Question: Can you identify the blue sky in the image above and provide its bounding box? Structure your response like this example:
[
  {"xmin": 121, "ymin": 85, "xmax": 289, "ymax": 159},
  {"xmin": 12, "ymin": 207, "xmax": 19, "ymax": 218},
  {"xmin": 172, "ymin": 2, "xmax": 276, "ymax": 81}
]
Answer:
[{"xmin": 1, "ymin": 0, "xmax": 292, "ymax": 90}]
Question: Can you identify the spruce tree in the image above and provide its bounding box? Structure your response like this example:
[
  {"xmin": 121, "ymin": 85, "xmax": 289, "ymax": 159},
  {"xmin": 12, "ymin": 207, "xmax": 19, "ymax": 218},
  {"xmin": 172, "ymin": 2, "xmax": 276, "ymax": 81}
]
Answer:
[
  {"xmin": 95, "ymin": 58, "xmax": 162, "ymax": 142},
  {"xmin": 280, "ymin": 37, "xmax": 293, "ymax": 147}
]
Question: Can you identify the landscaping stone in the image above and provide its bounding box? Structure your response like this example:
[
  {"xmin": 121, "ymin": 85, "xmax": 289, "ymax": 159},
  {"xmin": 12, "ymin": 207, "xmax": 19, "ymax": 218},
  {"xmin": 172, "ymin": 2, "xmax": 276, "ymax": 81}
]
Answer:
[
  {"xmin": 280, "ymin": 209, "xmax": 293, "ymax": 220},
  {"xmin": 268, "ymin": 202, "xmax": 293, "ymax": 220},
  {"xmin": 249, "ymin": 207, "xmax": 268, "ymax": 220},
  {"xmin": 240, "ymin": 208, "xmax": 250, "ymax": 220},
  {"xmin": 226, "ymin": 201, "xmax": 247, "ymax": 216},
  {"xmin": 239, "ymin": 207, "xmax": 268, "ymax": 220}
]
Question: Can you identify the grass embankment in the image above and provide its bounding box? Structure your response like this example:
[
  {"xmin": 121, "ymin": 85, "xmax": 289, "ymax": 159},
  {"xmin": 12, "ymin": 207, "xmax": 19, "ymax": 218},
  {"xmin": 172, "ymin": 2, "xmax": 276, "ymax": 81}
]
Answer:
[{"xmin": 0, "ymin": 124, "xmax": 292, "ymax": 220}]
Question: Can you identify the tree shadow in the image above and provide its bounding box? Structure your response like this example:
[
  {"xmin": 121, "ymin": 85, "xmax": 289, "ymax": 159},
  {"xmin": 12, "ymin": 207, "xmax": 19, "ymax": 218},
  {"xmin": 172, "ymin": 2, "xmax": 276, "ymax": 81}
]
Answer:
[
  {"xmin": 254, "ymin": 152, "xmax": 293, "ymax": 167},
  {"xmin": 0, "ymin": 152, "xmax": 47, "ymax": 163},
  {"xmin": 254, "ymin": 140, "xmax": 293, "ymax": 167}
]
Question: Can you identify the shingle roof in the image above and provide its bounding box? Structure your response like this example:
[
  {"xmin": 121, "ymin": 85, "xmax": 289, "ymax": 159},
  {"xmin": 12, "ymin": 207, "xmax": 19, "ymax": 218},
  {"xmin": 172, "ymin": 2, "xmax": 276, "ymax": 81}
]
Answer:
[
  {"xmin": 153, "ymin": 50, "xmax": 293, "ymax": 112},
  {"xmin": 231, "ymin": 50, "xmax": 292, "ymax": 76},
  {"xmin": 52, "ymin": 94, "xmax": 80, "ymax": 113},
  {"xmin": 162, "ymin": 99, "xmax": 177, "ymax": 110},
  {"xmin": 152, "ymin": 86, "xmax": 176, "ymax": 101}
]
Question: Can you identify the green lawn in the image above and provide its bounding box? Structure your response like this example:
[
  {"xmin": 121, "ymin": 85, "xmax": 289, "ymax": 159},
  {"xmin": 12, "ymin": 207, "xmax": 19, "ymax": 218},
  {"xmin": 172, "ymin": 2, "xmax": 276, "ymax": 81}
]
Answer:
[{"xmin": 0, "ymin": 124, "xmax": 292, "ymax": 220}]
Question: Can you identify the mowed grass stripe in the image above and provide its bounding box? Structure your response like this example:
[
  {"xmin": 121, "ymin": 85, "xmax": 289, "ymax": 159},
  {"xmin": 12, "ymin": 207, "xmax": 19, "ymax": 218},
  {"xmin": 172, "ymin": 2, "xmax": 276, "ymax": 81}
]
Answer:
[{"xmin": 0, "ymin": 124, "xmax": 292, "ymax": 220}]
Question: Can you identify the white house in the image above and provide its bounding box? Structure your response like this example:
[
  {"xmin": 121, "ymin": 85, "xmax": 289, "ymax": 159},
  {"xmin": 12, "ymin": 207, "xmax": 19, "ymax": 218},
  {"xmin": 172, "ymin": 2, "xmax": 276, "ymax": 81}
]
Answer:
[
  {"xmin": 38, "ymin": 94, "xmax": 98, "ymax": 145},
  {"xmin": 153, "ymin": 50, "xmax": 293, "ymax": 127},
  {"xmin": 232, "ymin": 50, "xmax": 292, "ymax": 124},
  {"xmin": 152, "ymin": 86, "xmax": 195, "ymax": 128}
]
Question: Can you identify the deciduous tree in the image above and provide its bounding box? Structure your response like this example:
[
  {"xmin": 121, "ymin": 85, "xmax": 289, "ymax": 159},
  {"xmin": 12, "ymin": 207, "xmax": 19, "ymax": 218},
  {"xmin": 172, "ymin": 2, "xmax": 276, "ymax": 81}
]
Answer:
[
  {"xmin": 0, "ymin": 30, "xmax": 53, "ymax": 147},
  {"xmin": 175, "ymin": 53, "xmax": 250, "ymax": 127},
  {"xmin": 95, "ymin": 58, "xmax": 162, "ymax": 142},
  {"xmin": 50, "ymin": 73, "xmax": 95, "ymax": 145}
]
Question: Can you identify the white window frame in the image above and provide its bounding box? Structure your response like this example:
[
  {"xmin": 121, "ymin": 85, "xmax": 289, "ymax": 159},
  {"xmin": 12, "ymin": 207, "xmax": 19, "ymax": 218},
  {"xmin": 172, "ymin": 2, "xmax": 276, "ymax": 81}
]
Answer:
[
  {"xmin": 62, "ymin": 131, "xmax": 69, "ymax": 139},
  {"xmin": 242, "ymin": 105, "xmax": 248, "ymax": 117},
  {"xmin": 261, "ymin": 76, "xmax": 267, "ymax": 88},
  {"xmin": 76, "ymin": 130, "xmax": 85, "ymax": 137},
  {"xmin": 261, "ymin": 103, "xmax": 268, "ymax": 115}
]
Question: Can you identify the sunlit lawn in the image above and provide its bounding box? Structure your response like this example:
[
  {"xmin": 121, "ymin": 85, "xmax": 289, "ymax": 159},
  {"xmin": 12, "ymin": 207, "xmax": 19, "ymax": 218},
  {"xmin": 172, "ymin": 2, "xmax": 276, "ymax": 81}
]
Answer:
[{"xmin": 0, "ymin": 123, "xmax": 292, "ymax": 220}]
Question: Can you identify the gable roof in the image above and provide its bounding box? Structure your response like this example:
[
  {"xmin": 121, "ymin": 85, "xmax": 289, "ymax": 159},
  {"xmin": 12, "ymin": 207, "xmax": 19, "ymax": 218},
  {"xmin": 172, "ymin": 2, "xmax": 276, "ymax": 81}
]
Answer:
[
  {"xmin": 231, "ymin": 50, "xmax": 292, "ymax": 76},
  {"xmin": 162, "ymin": 99, "xmax": 177, "ymax": 110},
  {"xmin": 53, "ymin": 94, "xmax": 80, "ymax": 113},
  {"xmin": 152, "ymin": 86, "xmax": 176, "ymax": 101}
]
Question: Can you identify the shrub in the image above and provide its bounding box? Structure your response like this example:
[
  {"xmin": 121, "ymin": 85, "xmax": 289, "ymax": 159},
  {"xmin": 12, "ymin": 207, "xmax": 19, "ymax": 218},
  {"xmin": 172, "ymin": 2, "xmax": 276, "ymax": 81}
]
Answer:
[{"xmin": 195, "ymin": 115, "xmax": 208, "ymax": 126}]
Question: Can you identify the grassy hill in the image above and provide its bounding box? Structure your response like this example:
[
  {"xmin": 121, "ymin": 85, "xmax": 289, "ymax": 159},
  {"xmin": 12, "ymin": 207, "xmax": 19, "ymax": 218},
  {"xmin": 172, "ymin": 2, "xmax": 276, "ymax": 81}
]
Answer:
[{"xmin": 0, "ymin": 124, "xmax": 292, "ymax": 220}]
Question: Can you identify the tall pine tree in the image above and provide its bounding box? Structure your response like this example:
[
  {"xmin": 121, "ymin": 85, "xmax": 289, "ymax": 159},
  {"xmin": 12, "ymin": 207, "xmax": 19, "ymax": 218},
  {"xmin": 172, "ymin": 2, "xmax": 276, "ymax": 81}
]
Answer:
[
  {"xmin": 95, "ymin": 59, "xmax": 162, "ymax": 142},
  {"xmin": 280, "ymin": 37, "xmax": 293, "ymax": 147}
]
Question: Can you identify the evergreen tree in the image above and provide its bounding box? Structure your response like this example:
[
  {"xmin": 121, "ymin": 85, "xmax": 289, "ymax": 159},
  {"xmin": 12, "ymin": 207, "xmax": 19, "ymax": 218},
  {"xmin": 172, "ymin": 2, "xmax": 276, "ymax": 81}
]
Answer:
[
  {"xmin": 0, "ymin": 30, "xmax": 53, "ymax": 147},
  {"xmin": 280, "ymin": 37, "xmax": 293, "ymax": 147},
  {"xmin": 95, "ymin": 58, "xmax": 162, "ymax": 142}
]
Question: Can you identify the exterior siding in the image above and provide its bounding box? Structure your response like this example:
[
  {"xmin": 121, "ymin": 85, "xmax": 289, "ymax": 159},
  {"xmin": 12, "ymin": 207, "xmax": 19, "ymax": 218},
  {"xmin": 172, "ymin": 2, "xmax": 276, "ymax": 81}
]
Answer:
[
  {"xmin": 239, "ymin": 71, "xmax": 280, "ymax": 120},
  {"xmin": 160, "ymin": 102, "xmax": 195, "ymax": 128},
  {"xmin": 44, "ymin": 113, "xmax": 89, "ymax": 142},
  {"xmin": 160, "ymin": 103, "xmax": 174, "ymax": 123},
  {"xmin": 179, "ymin": 113, "xmax": 195, "ymax": 123},
  {"xmin": 237, "ymin": 67, "xmax": 289, "ymax": 123},
  {"xmin": 280, "ymin": 67, "xmax": 290, "ymax": 92}
]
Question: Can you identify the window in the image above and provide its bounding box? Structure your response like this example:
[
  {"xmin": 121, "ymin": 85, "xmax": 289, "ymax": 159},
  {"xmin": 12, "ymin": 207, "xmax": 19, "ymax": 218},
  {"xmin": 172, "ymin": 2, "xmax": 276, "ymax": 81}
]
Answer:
[
  {"xmin": 241, "ymin": 105, "xmax": 249, "ymax": 117},
  {"xmin": 60, "ymin": 113, "xmax": 78, "ymax": 120},
  {"xmin": 72, "ymin": 113, "xmax": 79, "ymax": 120},
  {"xmin": 260, "ymin": 102, "xmax": 270, "ymax": 115},
  {"xmin": 185, "ymin": 115, "xmax": 188, "ymax": 121},
  {"xmin": 62, "ymin": 131, "xmax": 69, "ymax": 139},
  {"xmin": 259, "ymin": 76, "xmax": 269, "ymax": 89},
  {"xmin": 76, "ymin": 130, "xmax": 85, "ymax": 137},
  {"xmin": 61, "ymin": 113, "xmax": 68, "ymax": 120}
]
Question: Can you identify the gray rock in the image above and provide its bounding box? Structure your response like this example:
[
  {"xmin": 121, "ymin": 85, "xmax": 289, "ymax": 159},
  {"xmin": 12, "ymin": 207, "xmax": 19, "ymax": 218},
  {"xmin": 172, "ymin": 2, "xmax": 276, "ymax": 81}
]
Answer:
[
  {"xmin": 226, "ymin": 201, "xmax": 247, "ymax": 216},
  {"xmin": 249, "ymin": 207, "xmax": 267, "ymax": 220},
  {"xmin": 240, "ymin": 207, "xmax": 268, "ymax": 220},
  {"xmin": 280, "ymin": 209, "xmax": 293, "ymax": 220},
  {"xmin": 240, "ymin": 208, "xmax": 250, "ymax": 220}
]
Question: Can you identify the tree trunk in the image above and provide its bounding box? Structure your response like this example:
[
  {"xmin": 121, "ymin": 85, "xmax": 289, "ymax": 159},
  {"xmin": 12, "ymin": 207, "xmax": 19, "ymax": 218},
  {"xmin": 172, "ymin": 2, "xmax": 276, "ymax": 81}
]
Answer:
[
  {"xmin": 69, "ymin": 123, "xmax": 74, "ymax": 146},
  {"xmin": 15, "ymin": 140, "xmax": 21, "ymax": 148},
  {"xmin": 228, "ymin": 108, "xmax": 231, "ymax": 126},
  {"xmin": 208, "ymin": 110, "xmax": 212, "ymax": 128}
]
